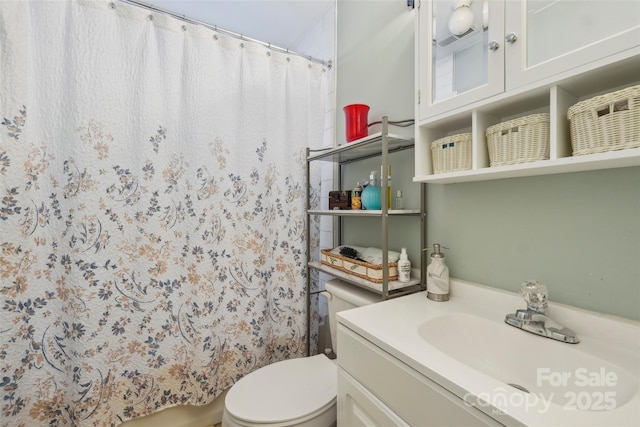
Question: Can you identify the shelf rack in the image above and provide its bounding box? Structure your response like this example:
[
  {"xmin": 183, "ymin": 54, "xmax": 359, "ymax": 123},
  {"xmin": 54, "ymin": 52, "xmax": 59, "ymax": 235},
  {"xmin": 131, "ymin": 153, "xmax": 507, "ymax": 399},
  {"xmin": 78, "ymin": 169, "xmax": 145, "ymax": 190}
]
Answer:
[{"xmin": 305, "ymin": 117, "xmax": 426, "ymax": 355}]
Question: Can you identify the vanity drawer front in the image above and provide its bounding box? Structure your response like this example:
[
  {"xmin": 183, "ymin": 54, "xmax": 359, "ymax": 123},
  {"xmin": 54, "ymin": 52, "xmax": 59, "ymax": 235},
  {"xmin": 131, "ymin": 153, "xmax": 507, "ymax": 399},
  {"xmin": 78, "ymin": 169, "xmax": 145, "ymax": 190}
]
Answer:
[
  {"xmin": 338, "ymin": 368, "xmax": 412, "ymax": 427},
  {"xmin": 338, "ymin": 325, "xmax": 504, "ymax": 427}
]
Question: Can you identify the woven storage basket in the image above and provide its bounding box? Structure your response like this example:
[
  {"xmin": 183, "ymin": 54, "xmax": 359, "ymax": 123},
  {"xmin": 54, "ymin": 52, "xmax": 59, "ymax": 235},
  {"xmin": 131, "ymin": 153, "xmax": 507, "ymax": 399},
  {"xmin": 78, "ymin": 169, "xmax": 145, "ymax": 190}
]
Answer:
[
  {"xmin": 431, "ymin": 133, "xmax": 472, "ymax": 174},
  {"xmin": 320, "ymin": 248, "xmax": 398, "ymax": 283},
  {"xmin": 486, "ymin": 113, "xmax": 550, "ymax": 167},
  {"xmin": 568, "ymin": 84, "xmax": 640, "ymax": 156}
]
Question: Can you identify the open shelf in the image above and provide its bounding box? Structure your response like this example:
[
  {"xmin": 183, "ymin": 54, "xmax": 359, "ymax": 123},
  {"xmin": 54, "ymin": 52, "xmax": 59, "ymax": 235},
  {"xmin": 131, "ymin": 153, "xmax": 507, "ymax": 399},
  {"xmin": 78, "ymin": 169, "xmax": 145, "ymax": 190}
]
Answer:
[
  {"xmin": 309, "ymin": 261, "xmax": 421, "ymax": 297},
  {"xmin": 415, "ymin": 148, "xmax": 640, "ymax": 184},
  {"xmin": 308, "ymin": 209, "xmax": 422, "ymax": 216},
  {"xmin": 308, "ymin": 132, "xmax": 415, "ymax": 164}
]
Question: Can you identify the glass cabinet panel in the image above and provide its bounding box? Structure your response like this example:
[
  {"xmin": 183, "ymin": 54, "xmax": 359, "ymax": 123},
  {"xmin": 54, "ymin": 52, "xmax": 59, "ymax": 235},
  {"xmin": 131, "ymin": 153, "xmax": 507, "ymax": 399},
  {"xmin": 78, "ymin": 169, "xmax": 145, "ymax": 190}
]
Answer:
[
  {"xmin": 431, "ymin": 0, "xmax": 489, "ymax": 104},
  {"xmin": 525, "ymin": 0, "xmax": 640, "ymax": 68},
  {"xmin": 505, "ymin": 0, "xmax": 640, "ymax": 90}
]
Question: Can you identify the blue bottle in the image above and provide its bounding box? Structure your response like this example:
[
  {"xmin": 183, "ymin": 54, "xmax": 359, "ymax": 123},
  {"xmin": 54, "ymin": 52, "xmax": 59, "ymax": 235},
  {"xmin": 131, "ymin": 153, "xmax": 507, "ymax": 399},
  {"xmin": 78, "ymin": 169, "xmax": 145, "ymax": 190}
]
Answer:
[{"xmin": 361, "ymin": 170, "xmax": 381, "ymax": 210}]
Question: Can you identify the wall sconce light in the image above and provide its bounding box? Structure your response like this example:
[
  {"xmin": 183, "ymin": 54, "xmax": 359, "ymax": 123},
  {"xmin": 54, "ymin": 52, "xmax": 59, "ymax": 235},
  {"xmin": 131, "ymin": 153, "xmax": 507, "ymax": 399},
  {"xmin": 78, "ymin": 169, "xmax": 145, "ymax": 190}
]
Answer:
[{"xmin": 448, "ymin": 0, "xmax": 474, "ymax": 36}]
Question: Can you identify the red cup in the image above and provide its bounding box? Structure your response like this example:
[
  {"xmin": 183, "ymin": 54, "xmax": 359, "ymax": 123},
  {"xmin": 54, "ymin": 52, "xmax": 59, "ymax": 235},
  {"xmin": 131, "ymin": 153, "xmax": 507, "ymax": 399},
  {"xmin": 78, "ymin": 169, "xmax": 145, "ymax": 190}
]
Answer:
[{"xmin": 343, "ymin": 104, "xmax": 370, "ymax": 142}]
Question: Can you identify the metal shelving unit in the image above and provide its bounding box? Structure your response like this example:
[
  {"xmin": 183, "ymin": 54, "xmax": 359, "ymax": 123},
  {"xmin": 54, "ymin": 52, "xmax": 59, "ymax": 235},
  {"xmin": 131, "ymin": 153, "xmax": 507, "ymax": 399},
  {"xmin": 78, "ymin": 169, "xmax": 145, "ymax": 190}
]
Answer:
[{"xmin": 305, "ymin": 117, "xmax": 427, "ymax": 354}]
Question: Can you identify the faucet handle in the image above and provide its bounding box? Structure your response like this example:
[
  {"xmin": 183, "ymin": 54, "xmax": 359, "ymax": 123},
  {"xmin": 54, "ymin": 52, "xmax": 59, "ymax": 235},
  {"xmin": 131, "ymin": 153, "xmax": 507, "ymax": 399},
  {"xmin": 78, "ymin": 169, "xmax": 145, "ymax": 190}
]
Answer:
[{"xmin": 520, "ymin": 280, "xmax": 548, "ymax": 312}]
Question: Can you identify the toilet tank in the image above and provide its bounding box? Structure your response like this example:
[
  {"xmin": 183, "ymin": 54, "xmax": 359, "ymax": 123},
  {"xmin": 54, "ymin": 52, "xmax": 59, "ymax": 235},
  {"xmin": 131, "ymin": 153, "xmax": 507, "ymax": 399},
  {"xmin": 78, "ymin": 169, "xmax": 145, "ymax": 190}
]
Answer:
[{"xmin": 324, "ymin": 279, "xmax": 379, "ymax": 354}]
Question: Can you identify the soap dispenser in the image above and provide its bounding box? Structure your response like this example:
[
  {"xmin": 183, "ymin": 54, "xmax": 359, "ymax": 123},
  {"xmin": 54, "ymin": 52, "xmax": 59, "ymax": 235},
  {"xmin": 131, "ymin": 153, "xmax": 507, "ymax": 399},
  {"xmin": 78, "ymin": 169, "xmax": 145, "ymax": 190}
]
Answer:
[{"xmin": 427, "ymin": 244, "xmax": 449, "ymax": 301}]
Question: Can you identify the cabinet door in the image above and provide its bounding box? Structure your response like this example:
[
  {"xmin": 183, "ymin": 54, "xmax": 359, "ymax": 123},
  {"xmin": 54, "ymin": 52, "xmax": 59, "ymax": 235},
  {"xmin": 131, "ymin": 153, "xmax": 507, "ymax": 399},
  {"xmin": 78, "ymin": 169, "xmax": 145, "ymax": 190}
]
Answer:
[
  {"xmin": 419, "ymin": 0, "xmax": 505, "ymax": 120},
  {"xmin": 338, "ymin": 369, "xmax": 411, "ymax": 427},
  {"xmin": 505, "ymin": 0, "xmax": 640, "ymax": 90}
]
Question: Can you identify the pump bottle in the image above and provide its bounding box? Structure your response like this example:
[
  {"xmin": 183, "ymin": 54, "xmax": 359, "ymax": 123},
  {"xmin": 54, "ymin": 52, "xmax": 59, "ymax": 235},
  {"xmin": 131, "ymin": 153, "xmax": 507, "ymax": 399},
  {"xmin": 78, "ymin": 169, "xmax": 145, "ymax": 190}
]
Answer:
[{"xmin": 427, "ymin": 244, "xmax": 449, "ymax": 301}]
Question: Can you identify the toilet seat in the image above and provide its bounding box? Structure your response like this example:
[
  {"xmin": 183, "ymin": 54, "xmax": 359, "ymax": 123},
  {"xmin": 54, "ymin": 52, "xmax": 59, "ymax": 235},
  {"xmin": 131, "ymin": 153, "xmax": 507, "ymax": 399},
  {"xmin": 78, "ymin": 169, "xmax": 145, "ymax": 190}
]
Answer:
[{"xmin": 224, "ymin": 354, "xmax": 337, "ymax": 426}]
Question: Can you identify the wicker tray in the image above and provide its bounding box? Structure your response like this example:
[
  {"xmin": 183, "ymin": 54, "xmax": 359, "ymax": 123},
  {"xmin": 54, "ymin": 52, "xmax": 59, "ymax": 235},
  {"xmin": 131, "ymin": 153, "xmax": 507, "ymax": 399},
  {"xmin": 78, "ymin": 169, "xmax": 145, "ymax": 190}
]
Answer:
[
  {"xmin": 431, "ymin": 133, "xmax": 472, "ymax": 174},
  {"xmin": 486, "ymin": 113, "xmax": 550, "ymax": 167},
  {"xmin": 320, "ymin": 248, "xmax": 398, "ymax": 283},
  {"xmin": 568, "ymin": 84, "xmax": 640, "ymax": 156}
]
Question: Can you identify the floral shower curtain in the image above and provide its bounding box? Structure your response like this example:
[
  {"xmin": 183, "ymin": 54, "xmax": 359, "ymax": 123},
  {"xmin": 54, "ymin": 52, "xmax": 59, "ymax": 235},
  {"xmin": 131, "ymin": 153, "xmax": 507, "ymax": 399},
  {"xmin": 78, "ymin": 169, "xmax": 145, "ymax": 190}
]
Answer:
[{"xmin": 0, "ymin": 1, "xmax": 325, "ymax": 425}]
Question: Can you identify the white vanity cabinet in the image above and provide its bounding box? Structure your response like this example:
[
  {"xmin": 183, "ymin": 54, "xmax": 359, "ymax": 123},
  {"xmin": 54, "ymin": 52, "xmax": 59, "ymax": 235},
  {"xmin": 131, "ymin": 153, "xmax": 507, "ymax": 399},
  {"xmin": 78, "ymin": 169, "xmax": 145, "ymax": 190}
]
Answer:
[
  {"xmin": 419, "ymin": 0, "xmax": 640, "ymax": 120},
  {"xmin": 415, "ymin": 0, "xmax": 640, "ymax": 184},
  {"xmin": 337, "ymin": 324, "xmax": 504, "ymax": 427}
]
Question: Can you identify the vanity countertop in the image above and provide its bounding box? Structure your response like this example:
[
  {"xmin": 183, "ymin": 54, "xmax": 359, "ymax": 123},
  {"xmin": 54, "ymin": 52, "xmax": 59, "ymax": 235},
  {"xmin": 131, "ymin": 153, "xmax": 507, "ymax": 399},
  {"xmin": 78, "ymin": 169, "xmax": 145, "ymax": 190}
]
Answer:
[{"xmin": 337, "ymin": 278, "xmax": 640, "ymax": 427}]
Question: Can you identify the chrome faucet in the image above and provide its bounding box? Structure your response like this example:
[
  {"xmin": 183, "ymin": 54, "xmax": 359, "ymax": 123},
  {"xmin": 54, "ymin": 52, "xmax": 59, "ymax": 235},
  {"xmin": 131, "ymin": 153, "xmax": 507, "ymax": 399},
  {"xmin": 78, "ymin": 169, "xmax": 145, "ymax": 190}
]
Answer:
[{"xmin": 505, "ymin": 280, "xmax": 579, "ymax": 344}]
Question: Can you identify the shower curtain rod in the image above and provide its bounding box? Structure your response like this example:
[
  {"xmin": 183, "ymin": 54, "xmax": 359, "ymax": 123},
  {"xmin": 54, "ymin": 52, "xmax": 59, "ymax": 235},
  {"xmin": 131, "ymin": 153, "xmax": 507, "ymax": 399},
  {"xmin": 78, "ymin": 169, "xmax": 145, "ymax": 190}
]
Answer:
[{"xmin": 118, "ymin": 0, "xmax": 333, "ymax": 69}]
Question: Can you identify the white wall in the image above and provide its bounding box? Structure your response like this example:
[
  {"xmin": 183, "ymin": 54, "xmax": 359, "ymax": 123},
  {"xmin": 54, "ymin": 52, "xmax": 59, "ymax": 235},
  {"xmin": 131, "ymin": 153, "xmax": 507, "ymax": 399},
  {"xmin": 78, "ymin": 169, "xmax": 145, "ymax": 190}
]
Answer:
[
  {"xmin": 336, "ymin": 1, "xmax": 415, "ymax": 141},
  {"xmin": 335, "ymin": 1, "xmax": 421, "ymax": 269}
]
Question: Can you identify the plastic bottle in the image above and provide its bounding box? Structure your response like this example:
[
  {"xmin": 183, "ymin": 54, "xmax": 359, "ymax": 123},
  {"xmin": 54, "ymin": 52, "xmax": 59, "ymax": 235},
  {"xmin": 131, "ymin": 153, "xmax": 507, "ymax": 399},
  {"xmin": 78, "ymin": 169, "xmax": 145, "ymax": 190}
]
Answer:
[
  {"xmin": 361, "ymin": 171, "xmax": 381, "ymax": 210},
  {"xmin": 398, "ymin": 248, "xmax": 411, "ymax": 283},
  {"xmin": 427, "ymin": 244, "xmax": 449, "ymax": 301},
  {"xmin": 351, "ymin": 182, "xmax": 362, "ymax": 210}
]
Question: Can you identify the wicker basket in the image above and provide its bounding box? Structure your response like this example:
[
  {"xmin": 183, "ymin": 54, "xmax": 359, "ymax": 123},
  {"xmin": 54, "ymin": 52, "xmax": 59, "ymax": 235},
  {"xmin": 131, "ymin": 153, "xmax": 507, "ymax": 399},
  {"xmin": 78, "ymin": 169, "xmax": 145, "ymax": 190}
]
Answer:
[
  {"xmin": 320, "ymin": 248, "xmax": 397, "ymax": 283},
  {"xmin": 568, "ymin": 84, "xmax": 640, "ymax": 156},
  {"xmin": 431, "ymin": 133, "xmax": 472, "ymax": 174},
  {"xmin": 486, "ymin": 113, "xmax": 550, "ymax": 167}
]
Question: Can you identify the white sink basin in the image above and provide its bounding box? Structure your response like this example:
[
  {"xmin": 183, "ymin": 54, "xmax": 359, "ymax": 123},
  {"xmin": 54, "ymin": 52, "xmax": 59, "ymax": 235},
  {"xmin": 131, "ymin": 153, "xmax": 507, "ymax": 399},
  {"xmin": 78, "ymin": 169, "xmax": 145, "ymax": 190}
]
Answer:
[
  {"xmin": 338, "ymin": 279, "xmax": 640, "ymax": 426},
  {"xmin": 418, "ymin": 313, "xmax": 638, "ymax": 410}
]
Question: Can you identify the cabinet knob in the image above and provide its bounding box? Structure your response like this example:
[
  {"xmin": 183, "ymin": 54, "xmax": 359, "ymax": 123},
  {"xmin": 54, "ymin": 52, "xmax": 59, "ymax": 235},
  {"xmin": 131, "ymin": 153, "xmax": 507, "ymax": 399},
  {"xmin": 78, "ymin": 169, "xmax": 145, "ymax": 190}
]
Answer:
[
  {"xmin": 505, "ymin": 32, "xmax": 518, "ymax": 44},
  {"xmin": 489, "ymin": 41, "xmax": 500, "ymax": 51}
]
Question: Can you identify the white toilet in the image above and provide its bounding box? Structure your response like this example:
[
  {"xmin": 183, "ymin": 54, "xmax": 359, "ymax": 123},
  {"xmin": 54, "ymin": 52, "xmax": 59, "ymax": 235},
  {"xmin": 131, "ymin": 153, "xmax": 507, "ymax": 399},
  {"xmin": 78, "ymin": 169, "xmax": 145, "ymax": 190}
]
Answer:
[{"xmin": 222, "ymin": 279, "xmax": 379, "ymax": 427}]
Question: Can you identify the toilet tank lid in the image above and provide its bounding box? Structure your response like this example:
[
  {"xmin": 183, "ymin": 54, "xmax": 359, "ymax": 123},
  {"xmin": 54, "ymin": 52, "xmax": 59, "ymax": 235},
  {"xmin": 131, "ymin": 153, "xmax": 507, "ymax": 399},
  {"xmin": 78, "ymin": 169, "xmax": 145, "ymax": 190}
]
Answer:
[
  {"xmin": 225, "ymin": 354, "xmax": 336, "ymax": 423},
  {"xmin": 325, "ymin": 279, "xmax": 379, "ymax": 306}
]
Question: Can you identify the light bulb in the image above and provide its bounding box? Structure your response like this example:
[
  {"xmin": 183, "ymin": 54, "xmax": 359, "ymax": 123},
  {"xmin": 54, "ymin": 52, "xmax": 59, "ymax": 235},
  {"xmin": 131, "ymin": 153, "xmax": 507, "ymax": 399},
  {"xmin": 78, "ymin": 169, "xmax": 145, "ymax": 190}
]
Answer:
[{"xmin": 448, "ymin": 5, "xmax": 474, "ymax": 36}]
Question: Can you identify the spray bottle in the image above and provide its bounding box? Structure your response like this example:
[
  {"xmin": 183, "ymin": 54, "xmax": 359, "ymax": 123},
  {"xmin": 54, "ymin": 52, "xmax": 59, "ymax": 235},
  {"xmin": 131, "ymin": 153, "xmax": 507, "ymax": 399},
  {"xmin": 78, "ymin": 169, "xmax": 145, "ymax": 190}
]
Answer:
[
  {"xmin": 397, "ymin": 248, "xmax": 411, "ymax": 283},
  {"xmin": 426, "ymin": 244, "xmax": 449, "ymax": 301},
  {"xmin": 361, "ymin": 170, "xmax": 381, "ymax": 210}
]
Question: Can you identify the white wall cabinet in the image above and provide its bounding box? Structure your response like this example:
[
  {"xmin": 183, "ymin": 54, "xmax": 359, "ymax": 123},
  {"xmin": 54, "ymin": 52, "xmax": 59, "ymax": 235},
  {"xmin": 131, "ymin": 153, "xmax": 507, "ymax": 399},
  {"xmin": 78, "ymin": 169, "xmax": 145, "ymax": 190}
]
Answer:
[
  {"xmin": 504, "ymin": 1, "xmax": 640, "ymax": 91},
  {"xmin": 419, "ymin": 0, "xmax": 640, "ymax": 121},
  {"xmin": 419, "ymin": 0, "xmax": 505, "ymax": 120},
  {"xmin": 415, "ymin": 0, "xmax": 640, "ymax": 184}
]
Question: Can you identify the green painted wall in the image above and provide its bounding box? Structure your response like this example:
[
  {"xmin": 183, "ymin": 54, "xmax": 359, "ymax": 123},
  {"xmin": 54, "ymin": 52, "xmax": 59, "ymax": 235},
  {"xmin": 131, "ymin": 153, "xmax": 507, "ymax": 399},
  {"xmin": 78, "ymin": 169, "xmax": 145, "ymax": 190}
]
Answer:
[
  {"xmin": 427, "ymin": 166, "xmax": 640, "ymax": 321},
  {"xmin": 337, "ymin": 1, "xmax": 640, "ymax": 321},
  {"xmin": 341, "ymin": 149, "xmax": 422, "ymax": 269}
]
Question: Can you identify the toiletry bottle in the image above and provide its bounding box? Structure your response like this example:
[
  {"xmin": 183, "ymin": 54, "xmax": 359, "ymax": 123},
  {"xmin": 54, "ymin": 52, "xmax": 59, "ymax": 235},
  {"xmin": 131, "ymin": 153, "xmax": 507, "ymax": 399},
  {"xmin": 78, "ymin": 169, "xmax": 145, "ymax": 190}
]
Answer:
[
  {"xmin": 368, "ymin": 170, "xmax": 377, "ymax": 187},
  {"xmin": 361, "ymin": 171, "xmax": 381, "ymax": 210},
  {"xmin": 398, "ymin": 248, "xmax": 411, "ymax": 283},
  {"xmin": 351, "ymin": 182, "xmax": 362, "ymax": 210},
  {"xmin": 427, "ymin": 244, "xmax": 449, "ymax": 301},
  {"xmin": 395, "ymin": 190, "xmax": 403, "ymax": 210}
]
